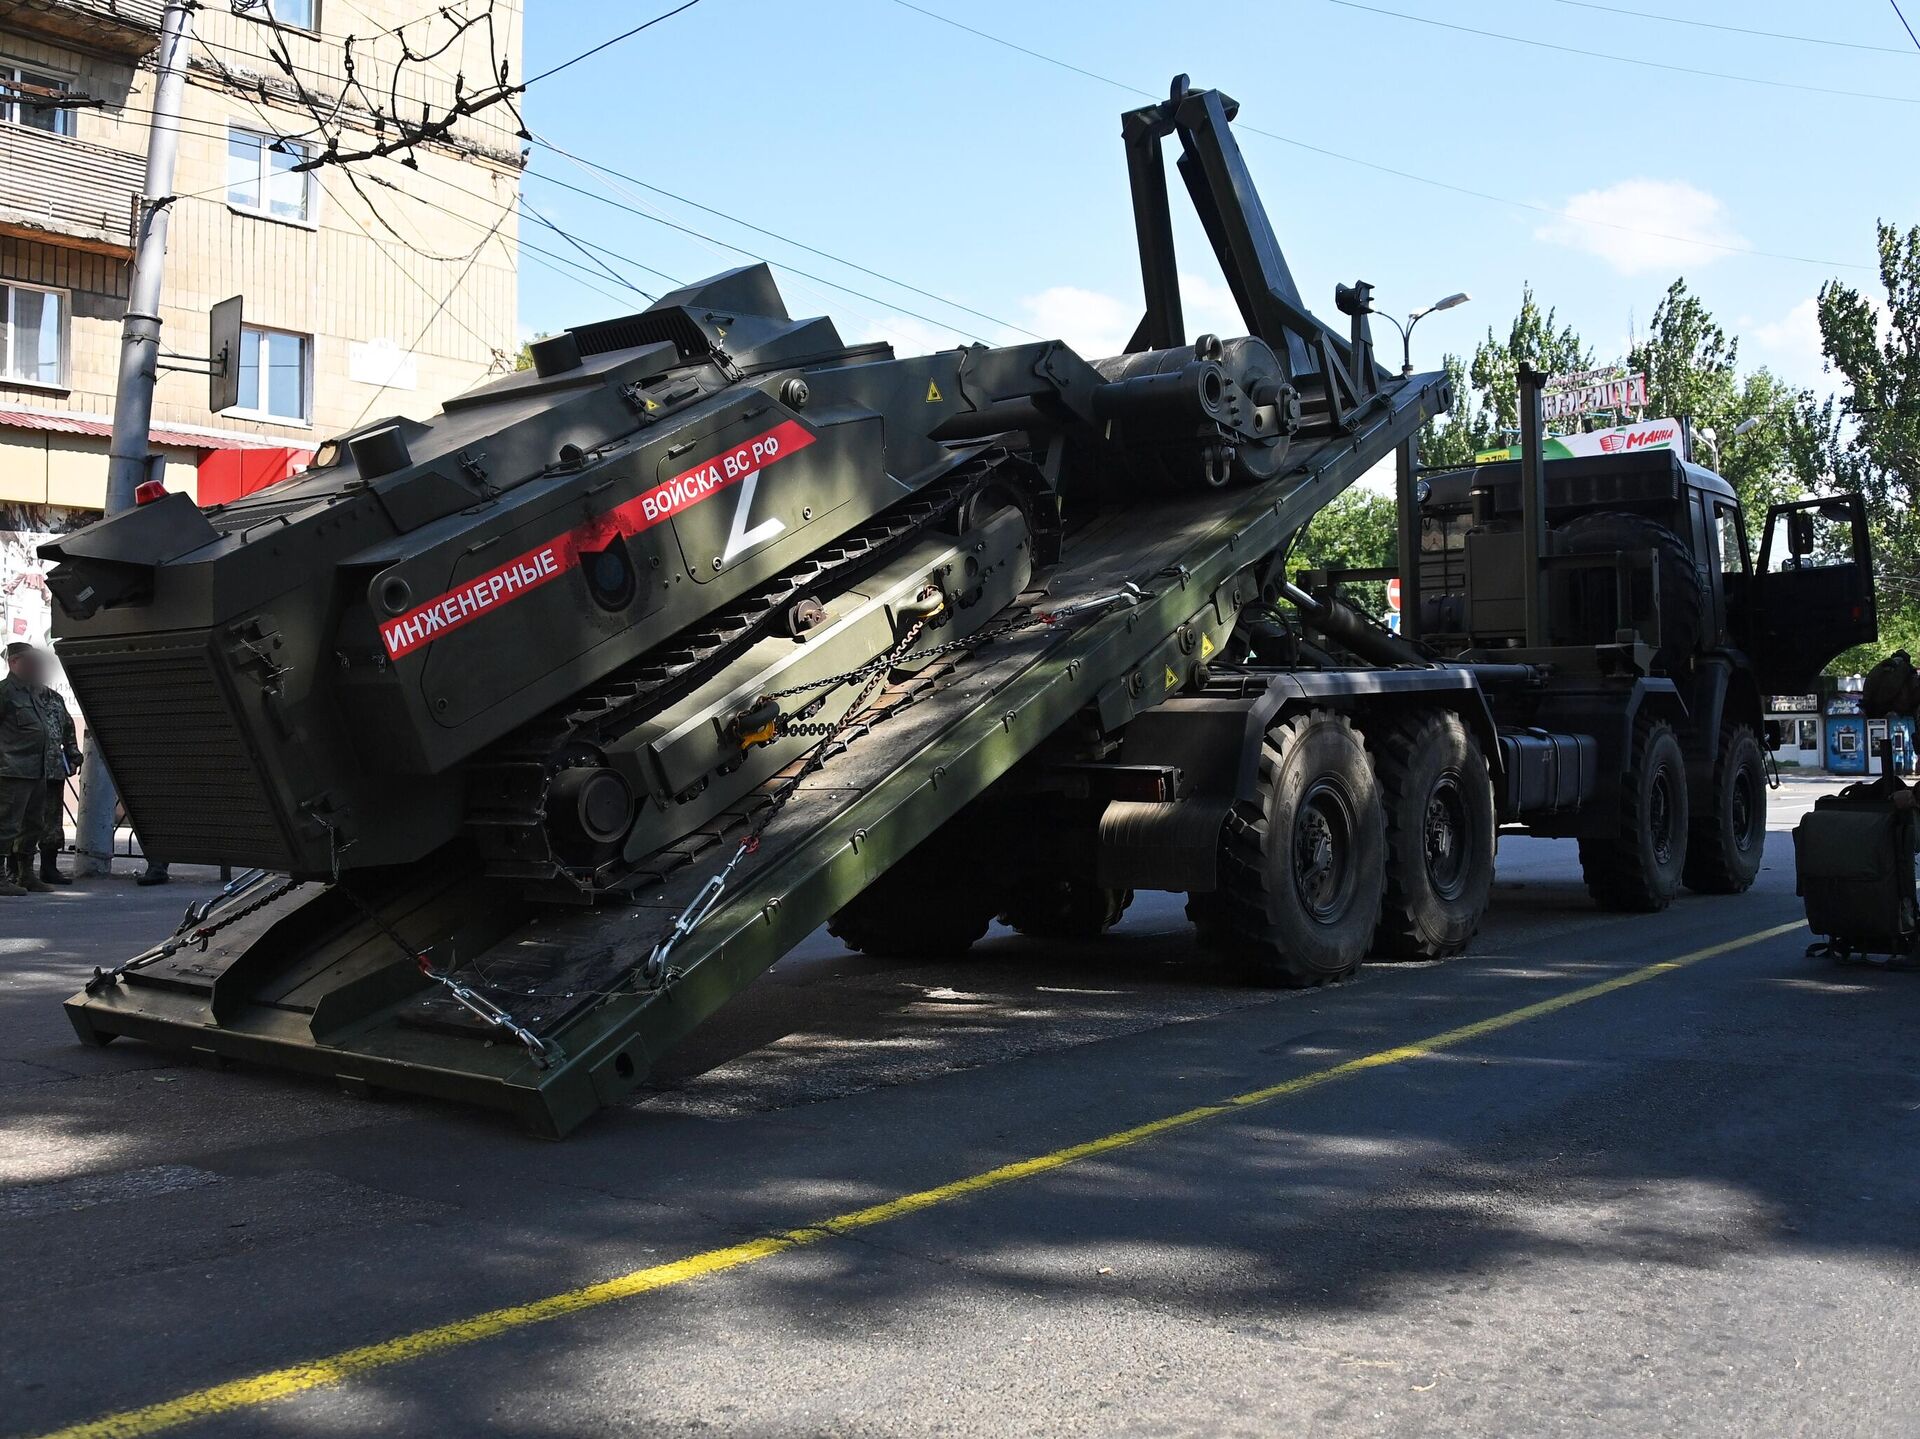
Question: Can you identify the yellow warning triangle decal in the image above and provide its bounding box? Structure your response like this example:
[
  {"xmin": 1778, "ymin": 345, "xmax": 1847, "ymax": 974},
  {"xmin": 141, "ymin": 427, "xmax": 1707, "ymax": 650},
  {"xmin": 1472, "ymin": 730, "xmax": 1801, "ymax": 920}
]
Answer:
[
  {"xmin": 925, "ymin": 380, "xmax": 944, "ymax": 402},
  {"xmin": 1199, "ymin": 632, "xmax": 1216, "ymax": 659},
  {"xmin": 1164, "ymin": 665, "xmax": 1181, "ymax": 690}
]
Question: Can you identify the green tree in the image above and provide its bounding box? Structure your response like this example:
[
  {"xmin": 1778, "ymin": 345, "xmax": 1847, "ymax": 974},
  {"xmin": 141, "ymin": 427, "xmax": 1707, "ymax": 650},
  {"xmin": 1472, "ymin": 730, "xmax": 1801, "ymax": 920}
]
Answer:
[
  {"xmin": 1805, "ymin": 221, "xmax": 1920, "ymax": 583},
  {"xmin": 1629, "ymin": 279, "xmax": 1812, "ymax": 520},
  {"xmin": 1468, "ymin": 283, "xmax": 1592, "ymax": 434},
  {"xmin": 514, "ymin": 334, "xmax": 552, "ymax": 372},
  {"xmin": 1416, "ymin": 354, "xmax": 1488, "ymax": 469},
  {"xmin": 1799, "ymin": 220, "xmax": 1920, "ymax": 672},
  {"xmin": 1418, "ymin": 285, "xmax": 1590, "ymax": 464},
  {"xmin": 1290, "ymin": 489, "xmax": 1398, "ymax": 612}
]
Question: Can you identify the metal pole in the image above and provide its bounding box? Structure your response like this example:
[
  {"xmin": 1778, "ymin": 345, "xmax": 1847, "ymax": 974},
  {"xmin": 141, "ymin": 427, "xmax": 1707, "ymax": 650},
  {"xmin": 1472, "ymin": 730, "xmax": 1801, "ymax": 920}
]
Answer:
[
  {"xmin": 72, "ymin": 0, "xmax": 194, "ymax": 877},
  {"xmin": 1394, "ymin": 435, "xmax": 1421, "ymax": 642},
  {"xmin": 1517, "ymin": 363, "xmax": 1549, "ymax": 649}
]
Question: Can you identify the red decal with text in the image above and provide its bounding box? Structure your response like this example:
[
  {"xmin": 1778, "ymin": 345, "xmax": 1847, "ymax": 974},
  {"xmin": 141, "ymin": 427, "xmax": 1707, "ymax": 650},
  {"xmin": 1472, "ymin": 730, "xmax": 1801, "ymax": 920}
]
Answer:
[{"xmin": 379, "ymin": 419, "xmax": 815, "ymax": 660}]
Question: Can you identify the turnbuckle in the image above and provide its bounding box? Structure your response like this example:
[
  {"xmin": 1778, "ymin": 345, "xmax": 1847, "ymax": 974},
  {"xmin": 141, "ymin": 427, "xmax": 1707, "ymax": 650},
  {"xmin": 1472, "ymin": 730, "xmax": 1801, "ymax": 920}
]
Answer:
[
  {"xmin": 416, "ymin": 956, "xmax": 559, "ymax": 1069},
  {"xmin": 641, "ymin": 836, "xmax": 758, "ymax": 984}
]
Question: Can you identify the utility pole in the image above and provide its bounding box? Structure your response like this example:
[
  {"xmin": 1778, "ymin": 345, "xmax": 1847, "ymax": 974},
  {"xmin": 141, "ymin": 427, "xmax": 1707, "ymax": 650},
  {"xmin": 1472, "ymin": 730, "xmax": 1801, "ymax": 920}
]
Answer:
[{"xmin": 73, "ymin": 0, "xmax": 195, "ymax": 877}]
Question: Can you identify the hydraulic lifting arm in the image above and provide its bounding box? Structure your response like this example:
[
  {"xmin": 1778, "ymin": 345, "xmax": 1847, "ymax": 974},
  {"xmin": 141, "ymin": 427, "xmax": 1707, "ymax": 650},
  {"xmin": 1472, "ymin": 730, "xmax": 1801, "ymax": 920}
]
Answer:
[{"xmin": 1122, "ymin": 76, "xmax": 1388, "ymax": 434}]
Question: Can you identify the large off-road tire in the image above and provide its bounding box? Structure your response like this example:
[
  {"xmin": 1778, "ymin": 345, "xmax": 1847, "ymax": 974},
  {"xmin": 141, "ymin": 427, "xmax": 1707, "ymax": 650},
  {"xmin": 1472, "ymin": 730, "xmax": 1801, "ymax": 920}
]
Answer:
[
  {"xmin": 1186, "ymin": 709, "xmax": 1385, "ymax": 985},
  {"xmin": 1578, "ymin": 716, "xmax": 1689, "ymax": 911},
  {"xmin": 1001, "ymin": 880, "xmax": 1134, "ymax": 940},
  {"xmin": 1373, "ymin": 709, "xmax": 1496, "ymax": 959},
  {"xmin": 1683, "ymin": 722, "xmax": 1767, "ymax": 894},
  {"xmin": 1554, "ymin": 511, "xmax": 1704, "ymax": 671},
  {"xmin": 828, "ymin": 871, "xmax": 997, "ymax": 959}
]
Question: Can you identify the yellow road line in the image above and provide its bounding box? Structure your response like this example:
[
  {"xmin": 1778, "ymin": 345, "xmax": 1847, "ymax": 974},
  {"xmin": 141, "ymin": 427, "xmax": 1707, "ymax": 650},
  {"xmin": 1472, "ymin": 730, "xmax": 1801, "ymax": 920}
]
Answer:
[{"xmin": 31, "ymin": 918, "xmax": 1803, "ymax": 1439}]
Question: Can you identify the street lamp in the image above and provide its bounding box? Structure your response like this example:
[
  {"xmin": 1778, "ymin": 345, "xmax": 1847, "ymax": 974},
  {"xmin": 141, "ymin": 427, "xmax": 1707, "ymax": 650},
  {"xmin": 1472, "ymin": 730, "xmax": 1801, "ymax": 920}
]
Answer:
[{"xmin": 1378, "ymin": 291, "xmax": 1471, "ymax": 377}]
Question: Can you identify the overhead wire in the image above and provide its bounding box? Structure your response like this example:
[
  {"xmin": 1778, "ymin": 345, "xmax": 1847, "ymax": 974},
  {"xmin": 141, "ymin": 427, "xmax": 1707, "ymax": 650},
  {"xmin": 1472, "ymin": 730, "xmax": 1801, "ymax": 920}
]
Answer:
[
  {"xmin": 521, "ymin": 166, "xmax": 992, "ymax": 343},
  {"xmin": 152, "ymin": 4, "xmax": 1041, "ymax": 346},
  {"xmin": 347, "ymin": 206, "xmax": 510, "ymax": 427},
  {"xmin": 284, "ymin": 0, "xmax": 704, "ymax": 173},
  {"xmin": 1545, "ymin": 0, "xmax": 1918, "ymax": 54},
  {"xmin": 519, "ymin": 194, "xmax": 655, "ymax": 301},
  {"xmin": 201, "ymin": 34, "xmax": 515, "ymax": 372},
  {"xmin": 1322, "ymin": 0, "xmax": 1920, "ymax": 105},
  {"xmin": 185, "ymin": 30, "xmax": 526, "ymax": 144},
  {"xmin": 882, "ymin": 0, "xmax": 1874, "ymax": 273},
  {"xmin": 1894, "ymin": 0, "xmax": 1920, "ymax": 53},
  {"xmin": 522, "ymin": 0, "xmax": 702, "ymax": 85},
  {"xmin": 324, "ymin": 164, "xmax": 681, "ymax": 315},
  {"xmin": 527, "ymin": 131, "xmax": 1043, "ymax": 340}
]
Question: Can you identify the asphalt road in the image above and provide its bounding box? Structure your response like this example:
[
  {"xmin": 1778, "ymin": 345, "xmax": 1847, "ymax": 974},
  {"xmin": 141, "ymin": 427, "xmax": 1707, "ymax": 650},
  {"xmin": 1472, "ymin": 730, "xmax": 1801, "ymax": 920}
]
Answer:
[{"xmin": 5, "ymin": 773, "xmax": 1917, "ymax": 1437}]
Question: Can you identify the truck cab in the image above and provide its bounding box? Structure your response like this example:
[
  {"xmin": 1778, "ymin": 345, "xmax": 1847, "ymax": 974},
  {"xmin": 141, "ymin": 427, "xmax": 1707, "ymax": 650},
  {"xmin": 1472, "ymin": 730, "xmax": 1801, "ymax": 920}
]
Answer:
[{"xmin": 1413, "ymin": 448, "xmax": 1875, "ymax": 696}]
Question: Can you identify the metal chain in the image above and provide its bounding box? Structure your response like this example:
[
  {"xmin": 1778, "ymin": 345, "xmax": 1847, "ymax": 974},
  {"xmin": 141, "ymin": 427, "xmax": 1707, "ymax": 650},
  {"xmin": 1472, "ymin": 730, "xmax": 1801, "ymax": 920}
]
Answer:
[
  {"xmin": 85, "ymin": 876, "xmax": 307, "ymax": 994},
  {"xmin": 639, "ymin": 615, "xmax": 933, "ymax": 986},
  {"xmin": 635, "ymin": 580, "xmax": 1150, "ymax": 987},
  {"xmin": 759, "ymin": 582, "xmax": 1150, "ymax": 712}
]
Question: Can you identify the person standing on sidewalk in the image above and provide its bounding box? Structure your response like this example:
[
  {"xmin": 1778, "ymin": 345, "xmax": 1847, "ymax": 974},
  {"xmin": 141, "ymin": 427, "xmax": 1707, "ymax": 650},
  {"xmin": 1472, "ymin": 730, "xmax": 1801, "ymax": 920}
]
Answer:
[
  {"xmin": 1, "ymin": 642, "xmax": 73, "ymax": 896},
  {"xmin": 35, "ymin": 669, "xmax": 80, "ymax": 885}
]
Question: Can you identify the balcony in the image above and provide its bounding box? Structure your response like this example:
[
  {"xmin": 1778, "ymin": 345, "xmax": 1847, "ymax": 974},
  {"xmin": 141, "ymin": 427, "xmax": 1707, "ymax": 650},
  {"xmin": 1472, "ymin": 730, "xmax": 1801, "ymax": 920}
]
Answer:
[
  {"xmin": 0, "ymin": 0, "xmax": 162, "ymax": 59},
  {"xmin": 0, "ymin": 122, "xmax": 140, "ymax": 253}
]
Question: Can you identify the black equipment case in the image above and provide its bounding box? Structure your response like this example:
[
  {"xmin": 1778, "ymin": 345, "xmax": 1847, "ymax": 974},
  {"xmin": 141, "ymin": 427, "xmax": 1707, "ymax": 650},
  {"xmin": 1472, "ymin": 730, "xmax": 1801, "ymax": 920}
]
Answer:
[{"xmin": 1793, "ymin": 777, "xmax": 1920, "ymax": 961}]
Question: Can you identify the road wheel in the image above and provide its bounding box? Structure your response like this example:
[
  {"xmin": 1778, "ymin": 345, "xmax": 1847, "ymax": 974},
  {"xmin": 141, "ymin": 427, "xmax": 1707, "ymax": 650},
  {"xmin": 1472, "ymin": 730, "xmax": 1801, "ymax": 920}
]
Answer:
[
  {"xmin": 1684, "ymin": 722, "xmax": 1767, "ymax": 894},
  {"xmin": 1001, "ymin": 880, "xmax": 1134, "ymax": 940},
  {"xmin": 1373, "ymin": 709, "xmax": 1495, "ymax": 959},
  {"xmin": 1187, "ymin": 709, "xmax": 1385, "ymax": 985},
  {"xmin": 828, "ymin": 868, "xmax": 996, "ymax": 959},
  {"xmin": 1579, "ymin": 716, "xmax": 1689, "ymax": 911},
  {"xmin": 1554, "ymin": 510, "xmax": 1704, "ymax": 672}
]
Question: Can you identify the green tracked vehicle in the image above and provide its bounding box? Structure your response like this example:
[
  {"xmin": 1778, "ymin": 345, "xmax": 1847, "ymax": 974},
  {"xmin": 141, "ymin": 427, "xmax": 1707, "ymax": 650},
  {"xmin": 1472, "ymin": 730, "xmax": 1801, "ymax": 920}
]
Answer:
[{"xmin": 48, "ymin": 78, "xmax": 1875, "ymax": 1135}]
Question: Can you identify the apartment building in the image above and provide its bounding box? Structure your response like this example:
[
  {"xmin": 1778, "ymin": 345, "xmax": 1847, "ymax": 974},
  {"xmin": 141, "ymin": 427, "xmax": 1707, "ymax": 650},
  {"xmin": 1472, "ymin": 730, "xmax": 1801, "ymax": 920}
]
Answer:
[{"xmin": 0, "ymin": 0, "xmax": 522, "ymax": 650}]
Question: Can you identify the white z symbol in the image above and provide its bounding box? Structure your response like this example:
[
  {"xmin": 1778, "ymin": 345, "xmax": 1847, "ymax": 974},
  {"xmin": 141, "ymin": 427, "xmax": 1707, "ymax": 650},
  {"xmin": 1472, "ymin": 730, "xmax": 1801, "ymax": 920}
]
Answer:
[{"xmin": 721, "ymin": 470, "xmax": 786, "ymax": 563}]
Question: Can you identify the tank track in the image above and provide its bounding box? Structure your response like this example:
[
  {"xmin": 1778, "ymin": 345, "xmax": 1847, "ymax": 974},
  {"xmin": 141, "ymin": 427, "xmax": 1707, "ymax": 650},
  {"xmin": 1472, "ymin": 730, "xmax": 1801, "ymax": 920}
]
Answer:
[{"xmin": 462, "ymin": 447, "xmax": 1054, "ymax": 893}]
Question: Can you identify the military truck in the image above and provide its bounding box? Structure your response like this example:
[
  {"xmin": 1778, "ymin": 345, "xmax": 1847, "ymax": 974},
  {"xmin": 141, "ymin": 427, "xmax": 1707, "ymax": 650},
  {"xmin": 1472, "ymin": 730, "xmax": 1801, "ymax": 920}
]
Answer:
[
  {"xmin": 1399, "ymin": 440, "xmax": 1874, "ymax": 909},
  {"xmin": 49, "ymin": 79, "xmax": 1875, "ymax": 1134}
]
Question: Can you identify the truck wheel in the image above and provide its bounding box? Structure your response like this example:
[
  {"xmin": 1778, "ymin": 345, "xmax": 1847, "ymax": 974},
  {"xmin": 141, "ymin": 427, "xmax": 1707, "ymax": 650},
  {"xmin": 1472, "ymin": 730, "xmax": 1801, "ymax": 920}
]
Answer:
[
  {"xmin": 1683, "ymin": 723, "xmax": 1767, "ymax": 894},
  {"xmin": 1001, "ymin": 880, "xmax": 1134, "ymax": 940},
  {"xmin": 828, "ymin": 872, "xmax": 996, "ymax": 959},
  {"xmin": 1186, "ymin": 709, "xmax": 1385, "ymax": 985},
  {"xmin": 1578, "ymin": 716, "xmax": 1689, "ymax": 911},
  {"xmin": 1373, "ymin": 710, "xmax": 1495, "ymax": 959},
  {"xmin": 1555, "ymin": 511, "xmax": 1703, "ymax": 671}
]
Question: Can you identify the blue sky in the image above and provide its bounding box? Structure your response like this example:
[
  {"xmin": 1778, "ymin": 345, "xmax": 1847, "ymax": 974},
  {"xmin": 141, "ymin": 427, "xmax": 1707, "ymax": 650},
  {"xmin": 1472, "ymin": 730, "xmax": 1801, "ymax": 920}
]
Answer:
[{"xmin": 516, "ymin": 0, "xmax": 1917, "ymax": 406}]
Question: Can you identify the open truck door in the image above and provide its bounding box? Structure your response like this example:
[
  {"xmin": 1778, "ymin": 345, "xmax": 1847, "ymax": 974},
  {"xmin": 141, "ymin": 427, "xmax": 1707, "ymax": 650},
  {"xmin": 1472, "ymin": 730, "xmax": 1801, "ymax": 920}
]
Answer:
[{"xmin": 1748, "ymin": 493, "xmax": 1876, "ymax": 692}]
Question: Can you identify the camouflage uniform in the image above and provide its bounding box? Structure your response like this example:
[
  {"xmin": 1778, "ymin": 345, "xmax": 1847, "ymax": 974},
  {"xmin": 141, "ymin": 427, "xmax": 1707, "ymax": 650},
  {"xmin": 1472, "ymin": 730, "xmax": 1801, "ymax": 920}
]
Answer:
[
  {"xmin": 37, "ymin": 686, "xmax": 79, "ymax": 878},
  {"xmin": 0, "ymin": 673, "xmax": 68, "ymax": 873}
]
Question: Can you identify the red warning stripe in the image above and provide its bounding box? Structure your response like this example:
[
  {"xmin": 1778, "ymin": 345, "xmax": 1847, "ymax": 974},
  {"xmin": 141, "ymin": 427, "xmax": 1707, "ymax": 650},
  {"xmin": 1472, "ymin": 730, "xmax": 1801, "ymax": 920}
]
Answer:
[{"xmin": 379, "ymin": 419, "xmax": 815, "ymax": 660}]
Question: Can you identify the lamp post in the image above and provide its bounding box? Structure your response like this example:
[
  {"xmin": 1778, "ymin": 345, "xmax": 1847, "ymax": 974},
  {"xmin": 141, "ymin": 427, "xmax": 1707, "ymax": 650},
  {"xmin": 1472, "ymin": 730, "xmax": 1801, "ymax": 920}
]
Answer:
[{"xmin": 1378, "ymin": 292, "xmax": 1471, "ymax": 377}]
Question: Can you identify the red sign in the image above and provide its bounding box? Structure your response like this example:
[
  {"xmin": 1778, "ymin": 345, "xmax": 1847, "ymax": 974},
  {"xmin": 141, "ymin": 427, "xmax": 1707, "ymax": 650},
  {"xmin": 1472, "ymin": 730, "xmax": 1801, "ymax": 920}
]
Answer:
[
  {"xmin": 378, "ymin": 419, "xmax": 815, "ymax": 660},
  {"xmin": 1386, "ymin": 576, "xmax": 1402, "ymax": 613}
]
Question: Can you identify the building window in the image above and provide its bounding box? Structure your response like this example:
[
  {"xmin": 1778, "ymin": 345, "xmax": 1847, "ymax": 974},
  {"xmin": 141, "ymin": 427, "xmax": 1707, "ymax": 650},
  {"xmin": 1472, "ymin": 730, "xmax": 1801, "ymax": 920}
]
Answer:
[
  {"xmin": 264, "ymin": 0, "xmax": 319, "ymax": 31},
  {"xmin": 1, "ymin": 283, "xmax": 65, "ymax": 386},
  {"xmin": 0, "ymin": 63, "xmax": 74, "ymax": 137},
  {"xmin": 236, "ymin": 325, "xmax": 310, "ymax": 422},
  {"xmin": 227, "ymin": 127, "xmax": 315, "ymax": 223}
]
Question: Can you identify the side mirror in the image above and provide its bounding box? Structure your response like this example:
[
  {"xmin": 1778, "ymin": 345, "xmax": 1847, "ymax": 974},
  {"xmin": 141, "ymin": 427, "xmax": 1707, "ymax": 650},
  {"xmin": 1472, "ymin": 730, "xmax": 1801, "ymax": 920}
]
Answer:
[{"xmin": 1788, "ymin": 510, "xmax": 1816, "ymax": 558}]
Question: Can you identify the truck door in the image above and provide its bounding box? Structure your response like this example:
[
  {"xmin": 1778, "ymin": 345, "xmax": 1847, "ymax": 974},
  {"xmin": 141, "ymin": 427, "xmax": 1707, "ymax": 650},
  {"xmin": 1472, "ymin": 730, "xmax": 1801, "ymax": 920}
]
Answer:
[{"xmin": 1749, "ymin": 493, "xmax": 1876, "ymax": 692}]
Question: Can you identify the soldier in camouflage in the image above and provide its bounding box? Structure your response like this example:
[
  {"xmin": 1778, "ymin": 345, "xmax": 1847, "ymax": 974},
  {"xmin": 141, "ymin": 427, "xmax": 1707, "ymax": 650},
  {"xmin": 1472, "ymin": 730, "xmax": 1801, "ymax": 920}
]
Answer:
[{"xmin": 1, "ymin": 642, "xmax": 79, "ymax": 896}]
